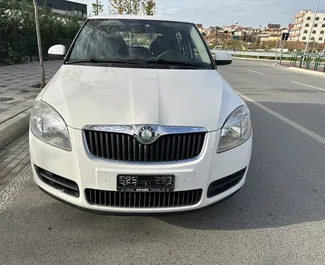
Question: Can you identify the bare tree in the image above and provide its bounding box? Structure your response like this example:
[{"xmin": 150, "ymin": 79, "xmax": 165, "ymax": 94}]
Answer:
[
  {"xmin": 108, "ymin": 0, "xmax": 155, "ymax": 15},
  {"xmin": 131, "ymin": 0, "xmax": 141, "ymax": 15},
  {"xmin": 92, "ymin": 0, "xmax": 104, "ymax": 15},
  {"xmin": 32, "ymin": 0, "xmax": 45, "ymax": 88},
  {"xmin": 142, "ymin": 0, "xmax": 155, "ymax": 15},
  {"xmin": 109, "ymin": 0, "xmax": 126, "ymax": 14}
]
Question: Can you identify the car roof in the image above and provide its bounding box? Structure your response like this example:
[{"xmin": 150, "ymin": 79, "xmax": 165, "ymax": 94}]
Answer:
[{"xmin": 88, "ymin": 15, "xmax": 193, "ymax": 24}]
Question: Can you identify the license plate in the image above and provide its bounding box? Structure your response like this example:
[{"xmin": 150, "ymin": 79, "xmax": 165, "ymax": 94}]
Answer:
[{"xmin": 117, "ymin": 175, "xmax": 175, "ymax": 192}]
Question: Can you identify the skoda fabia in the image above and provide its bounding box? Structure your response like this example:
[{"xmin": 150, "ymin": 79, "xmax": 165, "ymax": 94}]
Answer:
[{"xmin": 29, "ymin": 15, "xmax": 252, "ymax": 213}]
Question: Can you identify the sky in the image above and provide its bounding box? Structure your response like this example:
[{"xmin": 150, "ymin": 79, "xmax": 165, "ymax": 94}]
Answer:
[{"xmin": 78, "ymin": 0, "xmax": 325, "ymax": 28}]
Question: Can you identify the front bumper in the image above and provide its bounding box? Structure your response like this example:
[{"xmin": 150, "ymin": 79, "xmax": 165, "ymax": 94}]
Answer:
[{"xmin": 29, "ymin": 127, "xmax": 252, "ymax": 213}]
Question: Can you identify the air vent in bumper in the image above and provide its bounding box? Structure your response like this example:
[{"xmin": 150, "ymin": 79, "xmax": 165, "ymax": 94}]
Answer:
[
  {"xmin": 207, "ymin": 168, "xmax": 247, "ymax": 198},
  {"xmin": 85, "ymin": 189, "xmax": 203, "ymax": 208},
  {"xmin": 35, "ymin": 165, "xmax": 79, "ymax": 197}
]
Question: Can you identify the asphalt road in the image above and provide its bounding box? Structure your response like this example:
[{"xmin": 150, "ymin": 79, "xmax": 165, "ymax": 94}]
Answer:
[{"xmin": 2, "ymin": 59, "xmax": 325, "ymax": 265}]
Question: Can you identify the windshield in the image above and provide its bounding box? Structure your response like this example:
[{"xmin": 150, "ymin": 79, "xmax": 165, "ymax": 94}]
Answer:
[{"xmin": 66, "ymin": 19, "xmax": 214, "ymax": 69}]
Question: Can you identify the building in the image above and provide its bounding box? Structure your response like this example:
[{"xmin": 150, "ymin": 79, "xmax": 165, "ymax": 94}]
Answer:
[
  {"xmin": 223, "ymin": 23, "xmax": 240, "ymax": 33},
  {"xmin": 35, "ymin": 0, "xmax": 87, "ymax": 19},
  {"xmin": 259, "ymin": 24, "xmax": 287, "ymax": 42},
  {"xmin": 267, "ymin": 23, "xmax": 281, "ymax": 29},
  {"xmin": 288, "ymin": 23, "xmax": 294, "ymax": 30},
  {"xmin": 222, "ymin": 24, "xmax": 257, "ymax": 42},
  {"xmin": 289, "ymin": 10, "xmax": 325, "ymax": 43},
  {"xmin": 195, "ymin": 24, "xmax": 206, "ymax": 35}
]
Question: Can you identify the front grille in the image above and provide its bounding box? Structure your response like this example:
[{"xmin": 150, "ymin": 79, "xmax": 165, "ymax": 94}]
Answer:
[
  {"xmin": 207, "ymin": 168, "xmax": 247, "ymax": 198},
  {"xmin": 35, "ymin": 165, "xmax": 79, "ymax": 197},
  {"xmin": 83, "ymin": 130, "xmax": 206, "ymax": 162},
  {"xmin": 85, "ymin": 189, "xmax": 203, "ymax": 208}
]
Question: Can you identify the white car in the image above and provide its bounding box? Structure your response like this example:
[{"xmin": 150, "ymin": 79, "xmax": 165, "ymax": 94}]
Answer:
[{"xmin": 29, "ymin": 15, "xmax": 252, "ymax": 214}]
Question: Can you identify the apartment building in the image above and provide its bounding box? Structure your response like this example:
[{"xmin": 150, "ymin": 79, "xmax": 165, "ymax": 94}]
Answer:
[{"xmin": 289, "ymin": 10, "xmax": 325, "ymax": 43}]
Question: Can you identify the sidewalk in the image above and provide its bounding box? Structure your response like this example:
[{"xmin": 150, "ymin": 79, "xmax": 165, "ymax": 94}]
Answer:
[
  {"xmin": 0, "ymin": 60, "xmax": 62, "ymax": 148},
  {"xmin": 279, "ymin": 60, "xmax": 325, "ymax": 72},
  {"xmin": 275, "ymin": 61, "xmax": 325, "ymax": 77}
]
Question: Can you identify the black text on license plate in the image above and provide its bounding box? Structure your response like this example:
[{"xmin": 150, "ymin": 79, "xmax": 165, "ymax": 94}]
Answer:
[{"xmin": 117, "ymin": 175, "xmax": 175, "ymax": 192}]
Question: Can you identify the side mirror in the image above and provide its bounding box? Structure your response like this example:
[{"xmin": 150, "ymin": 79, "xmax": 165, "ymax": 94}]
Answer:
[
  {"xmin": 213, "ymin": 50, "xmax": 233, "ymax": 65},
  {"xmin": 48, "ymin": 44, "xmax": 66, "ymax": 56}
]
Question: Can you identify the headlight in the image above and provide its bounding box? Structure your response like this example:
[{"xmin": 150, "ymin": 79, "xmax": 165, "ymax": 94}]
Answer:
[
  {"xmin": 30, "ymin": 101, "xmax": 71, "ymax": 151},
  {"xmin": 217, "ymin": 105, "xmax": 252, "ymax": 153}
]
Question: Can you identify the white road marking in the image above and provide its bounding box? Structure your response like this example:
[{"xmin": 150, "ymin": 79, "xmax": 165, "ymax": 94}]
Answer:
[
  {"xmin": 237, "ymin": 91, "xmax": 325, "ymax": 146},
  {"xmin": 0, "ymin": 165, "xmax": 31, "ymax": 214},
  {"xmin": 290, "ymin": 81, "xmax": 325, "ymax": 92},
  {"xmin": 247, "ymin": 69, "xmax": 265, "ymax": 75}
]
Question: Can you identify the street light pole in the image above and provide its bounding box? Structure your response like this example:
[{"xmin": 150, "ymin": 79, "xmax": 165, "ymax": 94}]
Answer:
[{"xmin": 303, "ymin": 0, "xmax": 321, "ymax": 58}]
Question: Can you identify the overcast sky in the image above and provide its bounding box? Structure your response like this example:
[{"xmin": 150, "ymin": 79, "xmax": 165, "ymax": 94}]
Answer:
[{"xmin": 78, "ymin": 0, "xmax": 325, "ymax": 28}]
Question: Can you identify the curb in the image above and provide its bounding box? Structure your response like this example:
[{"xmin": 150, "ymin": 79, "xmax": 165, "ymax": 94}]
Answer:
[
  {"xmin": 0, "ymin": 109, "xmax": 31, "ymax": 149},
  {"xmin": 233, "ymin": 57, "xmax": 293, "ymax": 63},
  {"xmin": 234, "ymin": 57, "xmax": 279, "ymax": 62},
  {"xmin": 275, "ymin": 63, "xmax": 325, "ymax": 78}
]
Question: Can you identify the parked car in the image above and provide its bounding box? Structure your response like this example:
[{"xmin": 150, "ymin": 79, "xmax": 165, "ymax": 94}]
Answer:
[{"xmin": 29, "ymin": 15, "xmax": 252, "ymax": 214}]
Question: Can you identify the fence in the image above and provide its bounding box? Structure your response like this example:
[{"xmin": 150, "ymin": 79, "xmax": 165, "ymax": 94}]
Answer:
[
  {"xmin": 211, "ymin": 50, "xmax": 325, "ymax": 72},
  {"xmin": 210, "ymin": 50, "xmax": 294, "ymax": 59},
  {"xmin": 294, "ymin": 54, "xmax": 325, "ymax": 72}
]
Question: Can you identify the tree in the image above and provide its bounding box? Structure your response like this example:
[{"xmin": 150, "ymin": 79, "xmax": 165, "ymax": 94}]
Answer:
[
  {"xmin": 108, "ymin": 0, "xmax": 155, "ymax": 15},
  {"xmin": 109, "ymin": 0, "xmax": 125, "ymax": 14},
  {"xmin": 285, "ymin": 41, "xmax": 304, "ymax": 52},
  {"xmin": 0, "ymin": 0, "xmax": 83, "ymax": 65},
  {"xmin": 260, "ymin": 40, "xmax": 277, "ymax": 51},
  {"xmin": 142, "ymin": 0, "xmax": 155, "ymax": 15},
  {"xmin": 123, "ymin": 0, "xmax": 132, "ymax": 14},
  {"xmin": 222, "ymin": 39, "xmax": 243, "ymax": 50},
  {"xmin": 131, "ymin": 0, "xmax": 142, "ymax": 15},
  {"xmin": 92, "ymin": 0, "xmax": 104, "ymax": 15},
  {"xmin": 33, "ymin": 0, "xmax": 45, "ymax": 87}
]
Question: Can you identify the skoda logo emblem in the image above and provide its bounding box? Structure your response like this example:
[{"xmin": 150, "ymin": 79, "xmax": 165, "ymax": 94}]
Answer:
[{"xmin": 138, "ymin": 126, "xmax": 155, "ymax": 144}]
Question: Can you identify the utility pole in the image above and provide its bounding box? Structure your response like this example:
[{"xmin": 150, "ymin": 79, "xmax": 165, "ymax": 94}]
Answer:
[
  {"xmin": 280, "ymin": 31, "xmax": 289, "ymax": 64},
  {"xmin": 303, "ymin": 0, "xmax": 320, "ymax": 58},
  {"xmin": 275, "ymin": 38, "xmax": 280, "ymax": 60},
  {"xmin": 33, "ymin": 0, "xmax": 45, "ymax": 88}
]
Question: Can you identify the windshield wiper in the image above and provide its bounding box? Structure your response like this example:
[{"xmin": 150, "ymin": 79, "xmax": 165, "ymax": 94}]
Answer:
[
  {"xmin": 65, "ymin": 59, "xmax": 139, "ymax": 65},
  {"xmin": 146, "ymin": 59, "xmax": 209, "ymax": 69},
  {"xmin": 65, "ymin": 59, "xmax": 211, "ymax": 69}
]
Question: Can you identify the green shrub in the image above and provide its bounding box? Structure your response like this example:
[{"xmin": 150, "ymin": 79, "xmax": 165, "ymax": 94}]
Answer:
[{"xmin": 0, "ymin": 0, "xmax": 83, "ymax": 65}]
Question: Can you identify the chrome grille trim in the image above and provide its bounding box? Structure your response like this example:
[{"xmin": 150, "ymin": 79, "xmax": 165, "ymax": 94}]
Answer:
[{"xmin": 83, "ymin": 125, "xmax": 207, "ymax": 145}]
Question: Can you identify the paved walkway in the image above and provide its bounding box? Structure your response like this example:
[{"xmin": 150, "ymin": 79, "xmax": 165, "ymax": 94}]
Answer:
[
  {"xmin": 0, "ymin": 60, "xmax": 62, "ymax": 124},
  {"xmin": 0, "ymin": 132, "xmax": 29, "ymax": 187}
]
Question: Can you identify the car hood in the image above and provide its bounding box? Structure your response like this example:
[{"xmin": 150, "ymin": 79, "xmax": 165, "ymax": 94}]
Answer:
[{"xmin": 41, "ymin": 65, "xmax": 243, "ymax": 131}]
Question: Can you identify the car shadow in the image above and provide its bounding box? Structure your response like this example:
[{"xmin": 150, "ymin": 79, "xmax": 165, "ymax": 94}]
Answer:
[{"xmin": 156, "ymin": 101, "xmax": 325, "ymax": 230}]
